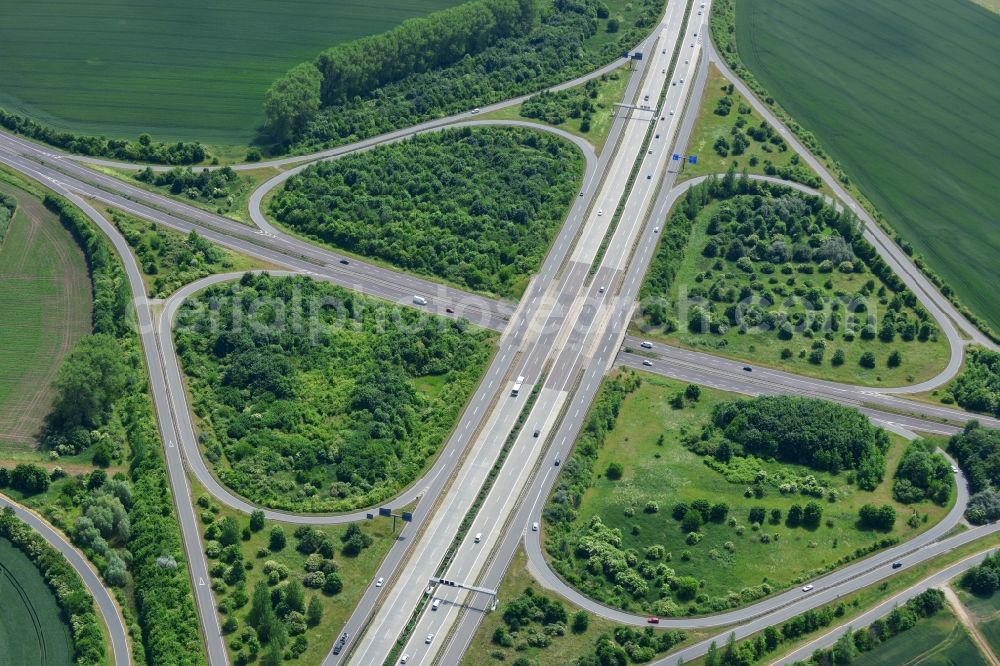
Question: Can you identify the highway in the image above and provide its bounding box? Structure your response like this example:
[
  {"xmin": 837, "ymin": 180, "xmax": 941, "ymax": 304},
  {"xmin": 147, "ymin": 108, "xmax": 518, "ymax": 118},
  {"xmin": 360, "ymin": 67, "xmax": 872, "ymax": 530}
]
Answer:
[
  {"xmin": 0, "ymin": 0, "xmax": 995, "ymax": 662},
  {"xmin": 0, "ymin": 493, "xmax": 131, "ymax": 666}
]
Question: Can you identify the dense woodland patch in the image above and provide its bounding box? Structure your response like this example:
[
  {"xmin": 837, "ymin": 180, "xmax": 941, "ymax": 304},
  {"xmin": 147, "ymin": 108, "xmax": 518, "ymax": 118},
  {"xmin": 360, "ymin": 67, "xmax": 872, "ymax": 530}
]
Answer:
[
  {"xmin": 270, "ymin": 0, "xmax": 663, "ymax": 152},
  {"xmin": 638, "ymin": 174, "xmax": 947, "ymax": 384},
  {"xmin": 174, "ymin": 273, "xmax": 496, "ymax": 512},
  {"xmin": 270, "ymin": 127, "xmax": 582, "ymax": 296}
]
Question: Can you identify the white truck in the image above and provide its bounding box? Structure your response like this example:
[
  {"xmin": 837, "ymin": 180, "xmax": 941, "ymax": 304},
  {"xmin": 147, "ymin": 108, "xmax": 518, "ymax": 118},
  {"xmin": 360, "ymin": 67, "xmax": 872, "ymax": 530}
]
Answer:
[{"xmin": 511, "ymin": 375, "xmax": 525, "ymax": 397}]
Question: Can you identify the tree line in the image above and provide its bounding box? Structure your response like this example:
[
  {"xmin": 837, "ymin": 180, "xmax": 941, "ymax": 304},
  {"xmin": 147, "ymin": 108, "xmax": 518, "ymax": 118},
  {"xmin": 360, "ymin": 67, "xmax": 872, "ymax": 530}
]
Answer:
[
  {"xmin": 0, "ymin": 108, "xmax": 207, "ymax": 164},
  {"xmin": 264, "ymin": 0, "xmax": 535, "ymax": 143},
  {"xmin": 0, "ymin": 191, "xmax": 14, "ymax": 242},
  {"xmin": 706, "ymin": 396, "xmax": 890, "ymax": 490},
  {"xmin": 267, "ymin": 0, "xmax": 662, "ymax": 151},
  {"xmin": 0, "ymin": 508, "xmax": 107, "ymax": 665},
  {"xmin": 41, "ymin": 195, "xmax": 204, "ymax": 664},
  {"xmin": 269, "ymin": 126, "xmax": 582, "ymax": 296}
]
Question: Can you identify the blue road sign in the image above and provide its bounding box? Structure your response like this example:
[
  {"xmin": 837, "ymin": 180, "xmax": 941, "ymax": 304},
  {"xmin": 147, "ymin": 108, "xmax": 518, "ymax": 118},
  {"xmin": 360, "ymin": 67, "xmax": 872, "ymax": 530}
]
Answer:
[
  {"xmin": 688, "ymin": 155, "xmax": 698, "ymax": 164},
  {"xmin": 366, "ymin": 512, "xmax": 374, "ymax": 520},
  {"xmin": 672, "ymin": 153, "xmax": 680, "ymax": 161},
  {"xmin": 378, "ymin": 507, "xmax": 392, "ymax": 517},
  {"xmin": 402, "ymin": 512, "xmax": 413, "ymax": 522}
]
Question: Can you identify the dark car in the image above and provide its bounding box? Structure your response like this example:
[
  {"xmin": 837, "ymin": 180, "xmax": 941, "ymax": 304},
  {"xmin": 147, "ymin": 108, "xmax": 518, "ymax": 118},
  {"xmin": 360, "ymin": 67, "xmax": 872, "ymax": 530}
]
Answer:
[
  {"xmin": 339, "ymin": 258, "xmax": 350, "ymax": 265},
  {"xmin": 647, "ymin": 617, "xmax": 660, "ymax": 624},
  {"xmin": 743, "ymin": 366, "xmax": 752, "ymax": 372},
  {"xmin": 892, "ymin": 562, "xmax": 902, "ymax": 569},
  {"xmin": 446, "ymin": 307, "xmax": 455, "ymax": 314},
  {"xmin": 533, "ymin": 429, "xmax": 540, "ymax": 438}
]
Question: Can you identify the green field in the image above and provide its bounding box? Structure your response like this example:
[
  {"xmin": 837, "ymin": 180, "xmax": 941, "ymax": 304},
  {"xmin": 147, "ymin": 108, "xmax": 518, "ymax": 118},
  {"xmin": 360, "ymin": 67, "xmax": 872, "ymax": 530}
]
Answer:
[
  {"xmin": 736, "ymin": 0, "xmax": 1000, "ymax": 333},
  {"xmin": 545, "ymin": 372, "xmax": 950, "ymax": 615},
  {"xmin": 0, "ymin": 0, "xmax": 466, "ymax": 146},
  {"xmin": 959, "ymin": 588, "xmax": 1000, "ymax": 658},
  {"xmin": 0, "ymin": 537, "xmax": 74, "ymax": 666},
  {"xmin": 0, "ymin": 179, "xmax": 92, "ymax": 451},
  {"xmin": 851, "ymin": 608, "xmax": 985, "ymax": 666}
]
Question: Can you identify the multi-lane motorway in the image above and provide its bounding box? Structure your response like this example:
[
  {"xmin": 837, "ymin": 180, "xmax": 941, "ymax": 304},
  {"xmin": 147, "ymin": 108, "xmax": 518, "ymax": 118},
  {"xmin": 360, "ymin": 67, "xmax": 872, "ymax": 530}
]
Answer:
[{"xmin": 0, "ymin": 0, "xmax": 996, "ymax": 664}]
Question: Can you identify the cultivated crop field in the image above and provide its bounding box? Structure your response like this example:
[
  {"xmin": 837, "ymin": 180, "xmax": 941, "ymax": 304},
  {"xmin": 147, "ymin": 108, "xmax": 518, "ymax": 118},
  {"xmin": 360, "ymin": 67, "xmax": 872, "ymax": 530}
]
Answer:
[
  {"xmin": 0, "ymin": 538, "xmax": 74, "ymax": 665},
  {"xmin": 0, "ymin": 180, "xmax": 91, "ymax": 450},
  {"xmin": 736, "ymin": 0, "xmax": 1000, "ymax": 332},
  {"xmin": 850, "ymin": 608, "xmax": 984, "ymax": 666},
  {"xmin": 0, "ymin": 0, "xmax": 466, "ymax": 146}
]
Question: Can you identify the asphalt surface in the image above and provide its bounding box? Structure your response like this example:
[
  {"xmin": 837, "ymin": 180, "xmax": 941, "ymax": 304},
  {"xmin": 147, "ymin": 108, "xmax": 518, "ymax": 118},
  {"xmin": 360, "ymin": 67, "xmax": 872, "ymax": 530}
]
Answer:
[
  {"xmin": 0, "ymin": 159, "xmax": 231, "ymax": 665},
  {"xmin": 771, "ymin": 545, "xmax": 1000, "ymax": 665},
  {"xmin": 0, "ymin": 494, "xmax": 131, "ymax": 666},
  {"xmin": 0, "ymin": 0, "xmax": 994, "ymax": 663}
]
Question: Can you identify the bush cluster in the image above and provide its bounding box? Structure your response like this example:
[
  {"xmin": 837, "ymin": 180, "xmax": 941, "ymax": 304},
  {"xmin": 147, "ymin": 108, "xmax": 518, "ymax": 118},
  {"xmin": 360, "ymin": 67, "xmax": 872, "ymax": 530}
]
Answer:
[{"xmin": 891, "ymin": 441, "xmax": 953, "ymax": 505}]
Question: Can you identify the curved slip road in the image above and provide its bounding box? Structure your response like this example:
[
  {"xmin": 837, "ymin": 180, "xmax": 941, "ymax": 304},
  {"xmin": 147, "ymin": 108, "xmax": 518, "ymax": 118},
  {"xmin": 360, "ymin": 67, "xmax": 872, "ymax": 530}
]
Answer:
[
  {"xmin": 0, "ymin": 159, "xmax": 231, "ymax": 665},
  {"xmin": 520, "ymin": 446, "xmax": 970, "ymax": 630},
  {"xmin": 0, "ymin": 494, "xmax": 131, "ymax": 666},
  {"xmin": 649, "ymin": 525, "xmax": 1000, "ymax": 666},
  {"xmin": 702, "ymin": 41, "xmax": 995, "ymax": 353}
]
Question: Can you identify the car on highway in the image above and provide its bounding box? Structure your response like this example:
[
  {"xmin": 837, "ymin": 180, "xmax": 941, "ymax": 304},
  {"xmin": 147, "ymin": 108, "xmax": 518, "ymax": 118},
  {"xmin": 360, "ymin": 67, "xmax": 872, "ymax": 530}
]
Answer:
[
  {"xmin": 743, "ymin": 366, "xmax": 753, "ymax": 372},
  {"xmin": 339, "ymin": 258, "xmax": 350, "ymax": 265},
  {"xmin": 647, "ymin": 617, "xmax": 660, "ymax": 624},
  {"xmin": 413, "ymin": 295, "xmax": 427, "ymax": 305},
  {"xmin": 426, "ymin": 633, "xmax": 434, "ymax": 644},
  {"xmin": 400, "ymin": 655, "xmax": 410, "ymax": 664},
  {"xmin": 579, "ymin": 191, "xmax": 584, "ymax": 196},
  {"xmin": 598, "ymin": 209, "xmax": 604, "ymax": 216},
  {"xmin": 333, "ymin": 633, "xmax": 349, "ymax": 655},
  {"xmin": 640, "ymin": 341, "xmax": 653, "ymax": 349},
  {"xmin": 646, "ymin": 174, "xmax": 652, "ymax": 179},
  {"xmin": 653, "ymin": 226, "xmax": 659, "ymax": 233},
  {"xmin": 655, "ymin": 134, "xmax": 660, "ymax": 139},
  {"xmin": 471, "ymin": 108, "xmax": 480, "ymax": 114},
  {"xmin": 892, "ymin": 561, "xmax": 903, "ymax": 569},
  {"xmin": 802, "ymin": 584, "xmax": 814, "ymax": 592},
  {"xmin": 670, "ymin": 109, "xmax": 675, "ymax": 115},
  {"xmin": 952, "ymin": 466, "xmax": 959, "ymax": 473},
  {"xmin": 648, "ymin": 149, "xmax": 653, "ymax": 154},
  {"xmin": 445, "ymin": 307, "xmax": 455, "ymax": 314},
  {"xmin": 599, "ymin": 285, "xmax": 605, "ymax": 293},
  {"xmin": 642, "ymin": 360, "xmax": 653, "ymax": 367},
  {"xmin": 533, "ymin": 429, "xmax": 540, "ymax": 437},
  {"xmin": 532, "ymin": 522, "xmax": 539, "ymax": 531},
  {"xmin": 554, "ymin": 457, "xmax": 561, "ymax": 466},
  {"xmin": 475, "ymin": 532, "xmax": 482, "ymax": 543},
  {"xmin": 376, "ymin": 577, "xmax": 384, "ymax": 587},
  {"xmin": 432, "ymin": 599, "xmax": 441, "ymax": 610}
]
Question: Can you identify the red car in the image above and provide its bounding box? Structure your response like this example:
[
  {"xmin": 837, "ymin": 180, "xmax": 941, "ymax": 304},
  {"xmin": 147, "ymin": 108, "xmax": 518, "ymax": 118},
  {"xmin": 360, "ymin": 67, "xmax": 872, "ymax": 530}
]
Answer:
[{"xmin": 647, "ymin": 617, "xmax": 660, "ymax": 624}]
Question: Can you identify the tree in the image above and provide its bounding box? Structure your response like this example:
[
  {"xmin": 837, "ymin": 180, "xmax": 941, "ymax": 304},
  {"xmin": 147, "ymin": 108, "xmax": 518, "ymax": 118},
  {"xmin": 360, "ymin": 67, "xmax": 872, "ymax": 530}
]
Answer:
[
  {"xmin": 269, "ymin": 526, "xmax": 286, "ymax": 551},
  {"xmin": 606, "ymin": 18, "xmax": 620, "ymax": 32},
  {"xmin": 250, "ymin": 510, "xmax": 266, "ymax": 532},
  {"xmin": 787, "ymin": 504, "xmax": 804, "ymax": 527},
  {"xmin": 748, "ymin": 507, "xmax": 766, "ymax": 525},
  {"xmin": 769, "ymin": 508, "xmax": 782, "ymax": 525},
  {"xmin": 218, "ymin": 516, "xmax": 241, "ymax": 547},
  {"xmin": 10, "ymin": 464, "xmax": 49, "ymax": 495},
  {"xmin": 263, "ymin": 63, "xmax": 323, "ymax": 144},
  {"xmin": 681, "ymin": 509, "xmax": 703, "ymax": 533},
  {"xmin": 50, "ymin": 334, "xmax": 128, "ymax": 430},
  {"xmin": 831, "ymin": 628, "xmax": 858, "ymax": 664},
  {"xmin": 859, "ymin": 351, "xmax": 876, "ymax": 369},
  {"xmin": 605, "ymin": 462, "xmax": 624, "ymax": 480},
  {"xmin": 888, "ymin": 350, "xmax": 902, "ymax": 368},
  {"xmin": 802, "ymin": 502, "xmax": 823, "ymax": 528},
  {"xmin": 248, "ymin": 581, "xmax": 272, "ymax": 629},
  {"xmin": 323, "ymin": 572, "xmax": 343, "ymax": 594},
  {"xmin": 710, "ymin": 503, "xmax": 729, "ymax": 523},
  {"xmin": 306, "ymin": 595, "xmax": 323, "ymax": 627},
  {"xmin": 286, "ymin": 579, "xmax": 305, "ymax": 613},
  {"xmin": 571, "ymin": 609, "xmax": 589, "ymax": 633},
  {"xmin": 832, "ymin": 349, "xmax": 846, "ymax": 366},
  {"xmin": 676, "ymin": 576, "xmax": 699, "ymax": 601},
  {"xmin": 685, "ymin": 384, "xmax": 701, "ymax": 402}
]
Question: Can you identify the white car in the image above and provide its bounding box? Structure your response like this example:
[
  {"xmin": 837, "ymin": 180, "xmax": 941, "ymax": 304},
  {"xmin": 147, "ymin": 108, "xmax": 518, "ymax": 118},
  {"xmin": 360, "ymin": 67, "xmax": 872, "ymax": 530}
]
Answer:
[
  {"xmin": 376, "ymin": 577, "xmax": 384, "ymax": 588},
  {"xmin": 653, "ymin": 226, "xmax": 660, "ymax": 233},
  {"xmin": 952, "ymin": 466, "xmax": 959, "ymax": 473},
  {"xmin": 597, "ymin": 209, "xmax": 604, "ymax": 216},
  {"xmin": 642, "ymin": 360, "xmax": 653, "ymax": 367},
  {"xmin": 471, "ymin": 108, "xmax": 480, "ymax": 114},
  {"xmin": 802, "ymin": 584, "xmax": 814, "ymax": 592},
  {"xmin": 532, "ymin": 522, "xmax": 539, "ymax": 531},
  {"xmin": 640, "ymin": 341, "xmax": 653, "ymax": 349},
  {"xmin": 400, "ymin": 655, "xmax": 410, "ymax": 664},
  {"xmin": 426, "ymin": 634, "xmax": 434, "ymax": 644}
]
